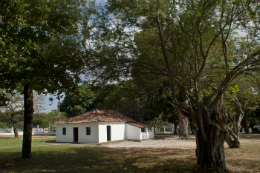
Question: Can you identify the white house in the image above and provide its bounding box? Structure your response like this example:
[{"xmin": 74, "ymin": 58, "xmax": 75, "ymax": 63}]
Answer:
[{"xmin": 55, "ymin": 109, "xmax": 154, "ymax": 143}]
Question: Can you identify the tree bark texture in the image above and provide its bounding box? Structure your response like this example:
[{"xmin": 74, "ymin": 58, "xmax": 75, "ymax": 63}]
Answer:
[
  {"xmin": 223, "ymin": 125, "xmax": 241, "ymax": 148},
  {"xmin": 249, "ymin": 122, "xmax": 254, "ymax": 131},
  {"xmin": 225, "ymin": 132, "xmax": 240, "ymax": 148},
  {"xmin": 196, "ymin": 124, "xmax": 228, "ymax": 173},
  {"xmin": 22, "ymin": 84, "xmax": 34, "ymax": 159},
  {"xmin": 14, "ymin": 127, "xmax": 19, "ymax": 138},
  {"xmin": 224, "ymin": 99, "xmax": 244, "ymax": 148},
  {"xmin": 218, "ymin": 98, "xmax": 243, "ymax": 148},
  {"xmin": 177, "ymin": 108, "xmax": 189, "ymax": 139},
  {"xmin": 190, "ymin": 121, "xmax": 196, "ymax": 134},
  {"xmin": 173, "ymin": 122, "xmax": 178, "ymax": 134},
  {"xmin": 242, "ymin": 115, "xmax": 249, "ymax": 134}
]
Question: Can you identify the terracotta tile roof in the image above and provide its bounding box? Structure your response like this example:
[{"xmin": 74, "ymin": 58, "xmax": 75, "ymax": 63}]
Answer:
[
  {"xmin": 127, "ymin": 122, "xmax": 153, "ymax": 128},
  {"xmin": 55, "ymin": 109, "xmax": 136, "ymax": 124}
]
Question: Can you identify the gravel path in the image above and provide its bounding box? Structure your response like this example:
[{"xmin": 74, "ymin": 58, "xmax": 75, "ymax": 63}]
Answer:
[{"xmin": 106, "ymin": 138, "xmax": 197, "ymax": 149}]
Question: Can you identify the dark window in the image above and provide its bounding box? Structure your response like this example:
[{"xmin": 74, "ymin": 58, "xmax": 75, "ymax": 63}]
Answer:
[
  {"xmin": 148, "ymin": 127, "xmax": 152, "ymax": 132},
  {"xmin": 86, "ymin": 127, "xmax": 91, "ymax": 135},
  {"xmin": 62, "ymin": 128, "xmax": 66, "ymax": 135},
  {"xmin": 141, "ymin": 128, "xmax": 145, "ymax": 132}
]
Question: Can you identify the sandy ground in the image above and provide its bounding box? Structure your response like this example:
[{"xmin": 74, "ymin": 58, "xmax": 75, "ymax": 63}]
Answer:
[
  {"xmin": 106, "ymin": 134, "xmax": 260, "ymax": 149},
  {"xmin": 107, "ymin": 138, "xmax": 197, "ymax": 149}
]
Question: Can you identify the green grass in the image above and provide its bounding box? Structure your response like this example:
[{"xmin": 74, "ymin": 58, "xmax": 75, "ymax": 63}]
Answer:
[
  {"xmin": 0, "ymin": 136, "xmax": 54, "ymax": 148},
  {"xmin": 0, "ymin": 136, "xmax": 197, "ymax": 173},
  {"xmin": 0, "ymin": 144, "xmax": 197, "ymax": 173},
  {"xmin": 0, "ymin": 134, "xmax": 260, "ymax": 173}
]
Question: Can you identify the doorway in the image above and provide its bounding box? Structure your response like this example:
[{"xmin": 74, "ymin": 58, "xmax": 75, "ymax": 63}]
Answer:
[
  {"xmin": 73, "ymin": 127, "xmax": 78, "ymax": 142},
  {"xmin": 107, "ymin": 126, "xmax": 111, "ymax": 141}
]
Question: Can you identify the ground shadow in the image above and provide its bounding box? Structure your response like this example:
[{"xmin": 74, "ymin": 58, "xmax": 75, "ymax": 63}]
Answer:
[{"xmin": 0, "ymin": 146, "xmax": 198, "ymax": 173}]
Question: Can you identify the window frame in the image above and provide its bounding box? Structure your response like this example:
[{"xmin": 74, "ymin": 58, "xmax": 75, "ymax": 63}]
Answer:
[
  {"xmin": 86, "ymin": 127, "xmax": 91, "ymax": 135},
  {"xmin": 148, "ymin": 127, "xmax": 152, "ymax": 132},
  {"xmin": 62, "ymin": 127, "xmax": 66, "ymax": 135},
  {"xmin": 141, "ymin": 128, "xmax": 146, "ymax": 132}
]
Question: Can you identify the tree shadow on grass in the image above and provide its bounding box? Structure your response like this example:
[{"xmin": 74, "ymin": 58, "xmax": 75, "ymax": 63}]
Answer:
[
  {"xmin": 0, "ymin": 146, "xmax": 198, "ymax": 173},
  {"xmin": 225, "ymin": 156, "xmax": 260, "ymax": 173}
]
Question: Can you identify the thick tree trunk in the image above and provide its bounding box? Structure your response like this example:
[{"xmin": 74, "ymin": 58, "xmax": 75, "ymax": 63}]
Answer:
[
  {"xmin": 196, "ymin": 124, "xmax": 228, "ymax": 173},
  {"xmin": 172, "ymin": 105, "xmax": 189, "ymax": 138},
  {"xmin": 242, "ymin": 113, "xmax": 249, "ymax": 134},
  {"xmin": 13, "ymin": 126, "xmax": 19, "ymax": 138},
  {"xmin": 225, "ymin": 122, "xmax": 241, "ymax": 148},
  {"xmin": 173, "ymin": 122, "xmax": 178, "ymax": 134},
  {"xmin": 249, "ymin": 121, "xmax": 254, "ymax": 132},
  {"xmin": 22, "ymin": 84, "xmax": 34, "ymax": 159},
  {"xmin": 190, "ymin": 121, "xmax": 196, "ymax": 134},
  {"xmin": 225, "ymin": 132, "xmax": 240, "ymax": 148},
  {"xmin": 178, "ymin": 112, "xmax": 189, "ymax": 139}
]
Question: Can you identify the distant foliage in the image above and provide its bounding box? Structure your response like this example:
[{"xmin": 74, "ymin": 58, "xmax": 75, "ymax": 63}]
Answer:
[{"xmin": 60, "ymin": 84, "xmax": 102, "ymax": 118}]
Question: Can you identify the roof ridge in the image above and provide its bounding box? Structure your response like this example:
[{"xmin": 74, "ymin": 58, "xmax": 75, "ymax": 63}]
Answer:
[{"xmin": 55, "ymin": 109, "xmax": 136, "ymax": 124}]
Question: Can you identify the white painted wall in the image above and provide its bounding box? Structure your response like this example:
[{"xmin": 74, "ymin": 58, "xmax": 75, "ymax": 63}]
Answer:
[
  {"xmin": 140, "ymin": 127, "xmax": 154, "ymax": 139},
  {"xmin": 149, "ymin": 127, "xmax": 154, "ymax": 139},
  {"xmin": 98, "ymin": 122, "xmax": 125, "ymax": 143},
  {"xmin": 111, "ymin": 122, "xmax": 125, "ymax": 141},
  {"xmin": 98, "ymin": 123, "xmax": 107, "ymax": 143},
  {"xmin": 56, "ymin": 124, "xmax": 74, "ymax": 142},
  {"xmin": 56, "ymin": 123, "xmax": 99, "ymax": 143},
  {"xmin": 56, "ymin": 122, "xmax": 154, "ymax": 143},
  {"xmin": 126, "ymin": 124, "xmax": 141, "ymax": 140},
  {"xmin": 78, "ymin": 123, "xmax": 99, "ymax": 143}
]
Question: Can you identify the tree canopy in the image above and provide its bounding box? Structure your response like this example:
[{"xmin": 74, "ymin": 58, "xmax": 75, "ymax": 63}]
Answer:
[
  {"xmin": 84, "ymin": 0, "xmax": 260, "ymax": 171},
  {"xmin": 0, "ymin": 0, "xmax": 93, "ymax": 158},
  {"xmin": 60, "ymin": 84, "xmax": 102, "ymax": 118},
  {"xmin": 0, "ymin": 0, "xmax": 91, "ymax": 93}
]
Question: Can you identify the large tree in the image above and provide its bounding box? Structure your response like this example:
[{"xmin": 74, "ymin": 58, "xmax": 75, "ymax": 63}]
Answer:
[
  {"xmin": 85, "ymin": 0, "xmax": 260, "ymax": 172},
  {"xmin": 96, "ymin": 81, "xmax": 152, "ymax": 122},
  {"xmin": 60, "ymin": 84, "xmax": 102, "ymax": 118},
  {"xmin": 0, "ymin": 0, "xmax": 92, "ymax": 158}
]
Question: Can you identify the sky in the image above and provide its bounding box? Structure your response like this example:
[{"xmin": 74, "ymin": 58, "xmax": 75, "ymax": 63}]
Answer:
[
  {"xmin": 42, "ymin": 0, "xmax": 107, "ymax": 113},
  {"xmin": 42, "ymin": 94, "xmax": 64, "ymax": 113}
]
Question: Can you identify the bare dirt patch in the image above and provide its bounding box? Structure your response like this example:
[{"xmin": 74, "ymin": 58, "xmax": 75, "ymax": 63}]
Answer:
[
  {"xmin": 107, "ymin": 134, "xmax": 196, "ymax": 149},
  {"xmin": 31, "ymin": 136, "xmax": 56, "ymax": 140},
  {"xmin": 106, "ymin": 133, "xmax": 260, "ymax": 172},
  {"xmin": 107, "ymin": 133, "xmax": 260, "ymax": 150},
  {"xmin": 107, "ymin": 138, "xmax": 197, "ymax": 149}
]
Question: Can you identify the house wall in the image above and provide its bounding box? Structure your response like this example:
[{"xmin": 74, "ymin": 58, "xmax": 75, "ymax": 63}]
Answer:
[
  {"xmin": 126, "ymin": 125, "xmax": 154, "ymax": 140},
  {"xmin": 98, "ymin": 123, "xmax": 107, "ymax": 143},
  {"xmin": 126, "ymin": 124, "xmax": 141, "ymax": 140},
  {"xmin": 149, "ymin": 127, "xmax": 154, "ymax": 138},
  {"xmin": 56, "ymin": 122, "xmax": 154, "ymax": 143},
  {"xmin": 98, "ymin": 122, "xmax": 125, "ymax": 143},
  {"xmin": 140, "ymin": 127, "xmax": 154, "ymax": 139},
  {"xmin": 56, "ymin": 123, "xmax": 99, "ymax": 143}
]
